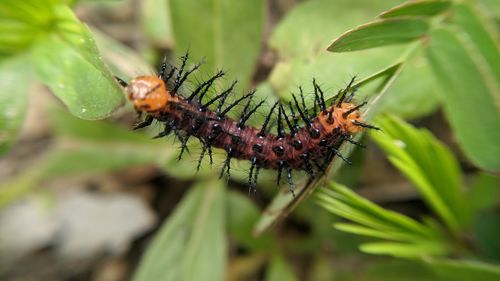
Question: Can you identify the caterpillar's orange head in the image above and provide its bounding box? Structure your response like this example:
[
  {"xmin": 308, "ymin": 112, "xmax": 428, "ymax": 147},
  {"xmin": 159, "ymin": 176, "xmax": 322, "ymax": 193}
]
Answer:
[
  {"xmin": 338, "ymin": 102, "xmax": 364, "ymax": 134},
  {"xmin": 318, "ymin": 102, "xmax": 365, "ymax": 135},
  {"xmin": 126, "ymin": 76, "xmax": 170, "ymax": 112}
]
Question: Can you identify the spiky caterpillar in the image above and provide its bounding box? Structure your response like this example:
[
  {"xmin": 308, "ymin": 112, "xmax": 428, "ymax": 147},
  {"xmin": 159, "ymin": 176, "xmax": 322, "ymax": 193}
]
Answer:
[{"xmin": 116, "ymin": 53, "xmax": 377, "ymax": 194}]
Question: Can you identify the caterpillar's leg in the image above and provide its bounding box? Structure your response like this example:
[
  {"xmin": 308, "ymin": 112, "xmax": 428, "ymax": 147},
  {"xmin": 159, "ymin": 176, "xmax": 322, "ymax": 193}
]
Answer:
[
  {"xmin": 248, "ymin": 157, "xmax": 258, "ymax": 194},
  {"xmin": 325, "ymin": 146, "xmax": 352, "ymax": 165},
  {"xmin": 177, "ymin": 135, "xmax": 191, "ymax": 160},
  {"xmin": 219, "ymin": 148, "xmax": 232, "ymax": 179},
  {"xmin": 153, "ymin": 121, "xmax": 173, "ymax": 139},
  {"xmin": 352, "ymin": 120, "xmax": 380, "ymax": 131},
  {"xmin": 197, "ymin": 139, "xmax": 210, "ymax": 172},
  {"xmin": 276, "ymin": 160, "xmax": 285, "ymax": 186},
  {"xmin": 287, "ymin": 168, "xmax": 295, "ymax": 197},
  {"xmin": 134, "ymin": 115, "xmax": 154, "ymax": 130},
  {"xmin": 115, "ymin": 76, "xmax": 128, "ymax": 87}
]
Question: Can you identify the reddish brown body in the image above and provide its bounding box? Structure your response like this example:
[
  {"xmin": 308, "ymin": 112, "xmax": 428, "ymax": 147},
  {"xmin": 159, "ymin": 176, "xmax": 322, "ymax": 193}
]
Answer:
[
  {"xmin": 119, "ymin": 53, "xmax": 376, "ymax": 192},
  {"xmin": 125, "ymin": 76, "xmax": 364, "ymax": 171}
]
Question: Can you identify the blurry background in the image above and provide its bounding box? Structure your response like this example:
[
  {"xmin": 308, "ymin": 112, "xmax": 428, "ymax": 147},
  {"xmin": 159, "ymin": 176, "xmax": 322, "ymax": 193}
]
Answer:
[{"xmin": 0, "ymin": 0, "xmax": 499, "ymax": 280}]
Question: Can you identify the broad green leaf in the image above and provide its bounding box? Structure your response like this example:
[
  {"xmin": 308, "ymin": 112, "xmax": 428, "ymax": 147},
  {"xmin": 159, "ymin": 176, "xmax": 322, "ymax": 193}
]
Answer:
[
  {"xmin": 428, "ymin": 260, "xmax": 500, "ymax": 281},
  {"xmin": 91, "ymin": 28, "xmax": 154, "ymax": 80},
  {"xmin": 140, "ymin": 0, "xmax": 175, "ymax": 48},
  {"xmin": 327, "ymin": 18, "xmax": 429, "ymax": 52},
  {"xmin": 265, "ymin": 253, "xmax": 299, "ymax": 281},
  {"xmin": 0, "ymin": 56, "xmax": 31, "ymax": 156},
  {"xmin": 453, "ymin": 3, "xmax": 500, "ymax": 84},
  {"xmin": 376, "ymin": 45, "xmax": 441, "ymax": 118},
  {"xmin": 426, "ymin": 28, "xmax": 500, "ymax": 171},
  {"xmin": 379, "ymin": 0, "xmax": 452, "ymax": 18},
  {"xmin": 170, "ymin": 0, "xmax": 264, "ymax": 90},
  {"xmin": 371, "ymin": 115, "xmax": 468, "ymax": 234},
  {"xmin": 478, "ymin": 0, "xmax": 500, "ymax": 19},
  {"xmin": 32, "ymin": 5, "xmax": 124, "ymax": 120},
  {"xmin": 133, "ymin": 180, "xmax": 226, "ymax": 281}
]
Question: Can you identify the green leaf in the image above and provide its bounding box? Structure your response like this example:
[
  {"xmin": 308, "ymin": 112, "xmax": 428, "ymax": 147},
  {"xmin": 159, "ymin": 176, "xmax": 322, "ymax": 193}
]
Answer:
[
  {"xmin": 317, "ymin": 182, "xmax": 448, "ymax": 258},
  {"xmin": 32, "ymin": 5, "xmax": 124, "ymax": 120},
  {"xmin": 478, "ymin": 0, "xmax": 500, "ymax": 19},
  {"xmin": 376, "ymin": 45, "xmax": 441, "ymax": 118},
  {"xmin": 371, "ymin": 115, "xmax": 468, "ymax": 234},
  {"xmin": 426, "ymin": 28, "xmax": 500, "ymax": 171},
  {"xmin": 360, "ymin": 242, "xmax": 446, "ymax": 258},
  {"xmin": 327, "ymin": 18, "xmax": 429, "ymax": 52},
  {"xmin": 379, "ymin": 1, "xmax": 452, "ymax": 18},
  {"xmin": 170, "ymin": 0, "xmax": 264, "ymax": 90},
  {"xmin": 91, "ymin": 28, "xmax": 154, "ymax": 80},
  {"xmin": 0, "ymin": 0, "xmax": 59, "ymax": 57},
  {"xmin": 265, "ymin": 253, "xmax": 299, "ymax": 281},
  {"xmin": 0, "ymin": 56, "xmax": 31, "ymax": 156},
  {"xmin": 428, "ymin": 260, "xmax": 500, "ymax": 281},
  {"xmin": 453, "ymin": 3, "xmax": 500, "ymax": 84},
  {"xmin": 133, "ymin": 180, "xmax": 226, "ymax": 281},
  {"xmin": 140, "ymin": 0, "xmax": 175, "ymax": 48}
]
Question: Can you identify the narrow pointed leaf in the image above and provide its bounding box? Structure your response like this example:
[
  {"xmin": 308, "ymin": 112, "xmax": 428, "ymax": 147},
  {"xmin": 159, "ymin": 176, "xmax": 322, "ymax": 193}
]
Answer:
[
  {"xmin": 361, "ymin": 242, "xmax": 447, "ymax": 258},
  {"xmin": 379, "ymin": 1, "xmax": 452, "ymax": 18},
  {"xmin": 327, "ymin": 19, "xmax": 429, "ymax": 52},
  {"xmin": 371, "ymin": 115, "xmax": 468, "ymax": 233},
  {"xmin": 317, "ymin": 182, "xmax": 448, "ymax": 258}
]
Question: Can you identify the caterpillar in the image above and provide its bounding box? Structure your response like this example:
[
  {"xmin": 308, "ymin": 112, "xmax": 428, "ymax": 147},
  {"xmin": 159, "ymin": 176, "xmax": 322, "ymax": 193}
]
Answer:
[{"xmin": 115, "ymin": 53, "xmax": 378, "ymax": 195}]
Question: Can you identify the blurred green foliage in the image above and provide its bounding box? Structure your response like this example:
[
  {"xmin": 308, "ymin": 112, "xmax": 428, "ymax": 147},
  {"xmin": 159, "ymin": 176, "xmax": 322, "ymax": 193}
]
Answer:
[{"xmin": 0, "ymin": 0, "xmax": 499, "ymax": 280}]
